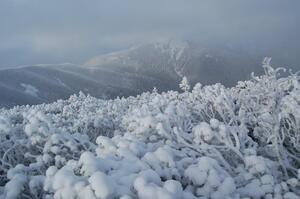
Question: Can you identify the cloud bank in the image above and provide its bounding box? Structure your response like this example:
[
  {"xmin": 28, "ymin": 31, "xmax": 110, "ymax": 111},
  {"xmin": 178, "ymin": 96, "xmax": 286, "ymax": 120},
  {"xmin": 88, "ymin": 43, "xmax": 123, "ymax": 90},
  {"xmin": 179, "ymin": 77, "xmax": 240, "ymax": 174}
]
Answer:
[{"xmin": 0, "ymin": 0, "xmax": 299, "ymax": 67}]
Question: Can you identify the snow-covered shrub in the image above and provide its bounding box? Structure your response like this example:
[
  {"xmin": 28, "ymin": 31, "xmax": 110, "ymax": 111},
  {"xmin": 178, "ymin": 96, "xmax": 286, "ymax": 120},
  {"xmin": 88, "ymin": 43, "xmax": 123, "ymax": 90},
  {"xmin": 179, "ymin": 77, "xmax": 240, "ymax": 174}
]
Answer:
[
  {"xmin": 0, "ymin": 60, "xmax": 299, "ymax": 198},
  {"xmin": 179, "ymin": 76, "xmax": 190, "ymax": 92}
]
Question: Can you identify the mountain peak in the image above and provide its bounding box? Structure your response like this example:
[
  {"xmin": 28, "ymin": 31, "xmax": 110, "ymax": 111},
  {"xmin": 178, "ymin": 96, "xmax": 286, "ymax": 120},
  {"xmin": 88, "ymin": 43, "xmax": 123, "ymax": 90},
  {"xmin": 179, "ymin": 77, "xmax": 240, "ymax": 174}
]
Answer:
[
  {"xmin": 84, "ymin": 39, "xmax": 190, "ymax": 67},
  {"xmin": 152, "ymin": 38, "xmax": 189, "ymax": 50},
  {"xmin": 151, "ymin": 39, "xmax": 189, "ymax": 61}
]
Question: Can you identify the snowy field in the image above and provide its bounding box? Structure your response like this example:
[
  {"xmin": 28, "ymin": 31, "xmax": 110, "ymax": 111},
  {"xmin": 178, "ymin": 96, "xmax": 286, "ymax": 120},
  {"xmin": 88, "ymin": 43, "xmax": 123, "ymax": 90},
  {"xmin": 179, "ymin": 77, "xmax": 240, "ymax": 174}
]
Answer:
[{"xmin": 0, "ymin": 60, "xmax": 299, "ymax": 198}]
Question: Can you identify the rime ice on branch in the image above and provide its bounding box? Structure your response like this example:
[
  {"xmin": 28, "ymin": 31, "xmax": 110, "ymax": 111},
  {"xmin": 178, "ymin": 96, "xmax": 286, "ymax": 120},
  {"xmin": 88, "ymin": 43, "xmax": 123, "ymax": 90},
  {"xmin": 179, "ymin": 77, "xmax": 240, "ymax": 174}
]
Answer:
[{"xmin": 0, "ymin": 60, "xmax": 299, "ymax": 198}]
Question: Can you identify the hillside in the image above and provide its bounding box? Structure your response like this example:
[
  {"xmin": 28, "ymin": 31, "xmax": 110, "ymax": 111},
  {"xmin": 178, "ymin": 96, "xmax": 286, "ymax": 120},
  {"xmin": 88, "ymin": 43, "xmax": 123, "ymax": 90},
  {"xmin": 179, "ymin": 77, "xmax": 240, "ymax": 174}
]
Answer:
[
  {"xmin": 0, "ymin": 60, "xmax": 299, "ymax": 198},
  {"xmin": 0, "ymin": 40, "xmax": 262, "ymax": 108},
  {"xmin": 85, "ymin": 39, "xmax": 262, "ymax": 86}
]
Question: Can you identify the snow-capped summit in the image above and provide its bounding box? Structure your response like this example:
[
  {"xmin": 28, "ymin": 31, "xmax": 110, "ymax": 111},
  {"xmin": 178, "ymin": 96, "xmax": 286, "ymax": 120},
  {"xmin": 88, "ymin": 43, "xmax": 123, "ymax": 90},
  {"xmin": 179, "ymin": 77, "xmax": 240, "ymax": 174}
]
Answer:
[
  {"xmin": 152, "ymin": 38, "xmax": 189, "ymax": 61},
  {"xmin": 84, "ymin": 39, "xmax": 195, "ymax": 84},
  {"xmin": 85, "ymin": 39, "xmax": 191, "ymax": 70},
  {"xmin": 85, "ymin": 39, "xmax": 261, "ymax": 85}
]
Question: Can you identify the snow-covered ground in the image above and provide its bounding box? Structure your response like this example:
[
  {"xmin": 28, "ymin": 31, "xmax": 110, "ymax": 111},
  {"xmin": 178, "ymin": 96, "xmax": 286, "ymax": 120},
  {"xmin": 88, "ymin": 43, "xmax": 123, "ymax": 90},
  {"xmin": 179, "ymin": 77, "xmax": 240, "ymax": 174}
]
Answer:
[
  {"xmin": 21, "ymin": 83, "xmax": 39, "ymax": 97},
  {"xmin": 0, "ymin": 60, "xmax": 299, "ymax": 198}
]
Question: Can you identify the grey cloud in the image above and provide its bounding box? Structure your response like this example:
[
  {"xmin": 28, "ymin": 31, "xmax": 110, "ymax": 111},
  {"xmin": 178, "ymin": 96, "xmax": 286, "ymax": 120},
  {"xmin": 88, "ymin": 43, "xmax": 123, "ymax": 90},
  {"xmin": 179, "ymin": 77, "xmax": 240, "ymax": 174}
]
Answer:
[{"xmin": 0, "ymin": 0, "xmax": 299, "ymax": 67}]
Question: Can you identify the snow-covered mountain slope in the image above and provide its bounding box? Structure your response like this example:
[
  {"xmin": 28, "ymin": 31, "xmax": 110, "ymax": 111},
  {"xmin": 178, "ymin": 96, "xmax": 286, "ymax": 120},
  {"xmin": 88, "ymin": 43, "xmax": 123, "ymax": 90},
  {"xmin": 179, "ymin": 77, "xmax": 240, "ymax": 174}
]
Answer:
[
  {"xmin": 0, "ymin": 63, "xmax": 299, "ymax": 198},
  {"xmin": 0, "ymin": 39, "xmax": 263, "ymax": 107},
  {"xmin": 85, "ymin": 39, "xmax": 262, "ymax": 86},
  {"xmin": 85, "ymin": 39, "xmax": 191, "ymax": 79},
  {"xmin": 0, "ymin": 63, "xmax": 174, "ymax": 107}
]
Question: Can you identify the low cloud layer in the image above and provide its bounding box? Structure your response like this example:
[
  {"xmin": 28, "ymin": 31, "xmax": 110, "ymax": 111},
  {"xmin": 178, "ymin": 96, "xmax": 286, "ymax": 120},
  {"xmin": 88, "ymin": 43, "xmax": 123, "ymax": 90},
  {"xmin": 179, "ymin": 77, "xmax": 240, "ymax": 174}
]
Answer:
[{"xmin": 0, "ymin": 0, "xmax": 299, "ymax": 67}]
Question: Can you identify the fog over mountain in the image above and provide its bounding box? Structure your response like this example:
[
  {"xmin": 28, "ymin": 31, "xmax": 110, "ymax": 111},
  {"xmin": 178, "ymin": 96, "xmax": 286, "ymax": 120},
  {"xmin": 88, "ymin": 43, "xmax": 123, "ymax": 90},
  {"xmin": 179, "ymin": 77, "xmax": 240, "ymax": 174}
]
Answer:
[
  {"xmin": 0, "ymin": 0, "xmax": 299, "ymax": 67},
  {"xmin": 0, "ymin": 0, "xmax": 299, "ymax": 107},
  {"xmin": 0, "ymin": 39, "xmax": 289, "ymax": 107}
]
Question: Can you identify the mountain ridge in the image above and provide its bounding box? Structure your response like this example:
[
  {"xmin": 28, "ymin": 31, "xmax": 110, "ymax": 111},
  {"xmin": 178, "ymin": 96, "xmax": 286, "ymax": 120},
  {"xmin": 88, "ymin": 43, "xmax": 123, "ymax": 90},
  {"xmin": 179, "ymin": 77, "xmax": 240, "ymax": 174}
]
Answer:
[{"xmin": 0, "ymin": 39, "xmax": 263, "ymax": 107}]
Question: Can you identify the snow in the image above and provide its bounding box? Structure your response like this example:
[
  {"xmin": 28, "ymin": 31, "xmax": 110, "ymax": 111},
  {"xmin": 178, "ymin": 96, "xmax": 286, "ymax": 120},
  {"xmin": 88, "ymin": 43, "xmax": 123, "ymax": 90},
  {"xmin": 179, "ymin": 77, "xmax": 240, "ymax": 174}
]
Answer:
[
  {"xmin": 154, "ymin": 39, "xmax": 188, "ymax": 60},
  {"xmin": 4, "ymin": 174, "xmax": 27, "ymax": 199},
  {"xmin": 0, "ymin": 116, "xmax": 10, "ymax": 134},
  {"xmin": 193, "ymin": 122, "xmax": 215, "ymax": 143},
  {"xmin": 0, "ymin": 62, "xmax": 299, "ymax": 198},
  {"xmin": 89, "ymin": 172, "xmax": 115, "ymax": 199},
  {"xmin": 179, "ymin": 76, "xmax": 190, "ymax": 92},
  {"xmin": 79, "ymin": 152, "xmax": 111, "ymax": 175},
  {"xmin": 21, "ymin": 83, "xmax": 39, "ymax": 97}
]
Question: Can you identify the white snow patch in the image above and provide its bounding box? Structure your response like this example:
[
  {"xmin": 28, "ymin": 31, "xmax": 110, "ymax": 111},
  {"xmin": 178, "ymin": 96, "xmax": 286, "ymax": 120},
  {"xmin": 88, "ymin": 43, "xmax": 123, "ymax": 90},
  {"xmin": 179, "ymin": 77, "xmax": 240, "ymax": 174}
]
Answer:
[{"xmin": 21, "ymin": 83, "xmax": 39, "ymax": 97}]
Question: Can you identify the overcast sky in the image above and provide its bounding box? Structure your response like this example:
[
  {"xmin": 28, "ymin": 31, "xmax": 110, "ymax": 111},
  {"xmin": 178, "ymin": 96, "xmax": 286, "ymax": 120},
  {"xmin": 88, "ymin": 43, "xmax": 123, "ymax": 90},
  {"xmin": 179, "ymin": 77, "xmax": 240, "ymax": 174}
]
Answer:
[{"xmin": 0, "ymin": 0, "xmax": 299, "ymax": 67}]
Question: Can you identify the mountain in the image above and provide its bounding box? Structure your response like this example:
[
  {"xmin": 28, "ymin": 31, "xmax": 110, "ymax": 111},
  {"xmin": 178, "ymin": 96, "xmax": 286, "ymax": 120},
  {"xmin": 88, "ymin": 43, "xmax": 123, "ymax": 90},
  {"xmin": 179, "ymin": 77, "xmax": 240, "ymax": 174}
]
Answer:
[
  {"xmin": 85, "ymin": 39, "xmax": 263, "ymax": 85},
  {"xmin": 0, "ymin": 63, "xmax": 170, "ymax": 107},
  {"xmin": 0, "ymin": 39, "xmax": 263, "ymax": 107},
  {"xmin": 1, "ymin": 65, "xmax": 299, "ymax": 198}
]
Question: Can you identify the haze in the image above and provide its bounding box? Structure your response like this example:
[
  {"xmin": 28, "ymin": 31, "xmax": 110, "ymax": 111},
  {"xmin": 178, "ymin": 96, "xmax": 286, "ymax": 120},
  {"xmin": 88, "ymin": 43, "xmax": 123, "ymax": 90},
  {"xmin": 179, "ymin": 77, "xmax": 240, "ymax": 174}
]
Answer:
[{"xmin": 0, "ymin": 0, "xmax": 299, "ymax": 68}]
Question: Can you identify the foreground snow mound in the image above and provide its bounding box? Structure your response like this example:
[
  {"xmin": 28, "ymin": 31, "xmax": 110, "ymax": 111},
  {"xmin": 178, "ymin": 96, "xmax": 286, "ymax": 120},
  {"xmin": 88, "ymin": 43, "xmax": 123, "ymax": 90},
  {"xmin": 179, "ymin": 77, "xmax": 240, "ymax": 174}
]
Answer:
[{"xmin": 0, "ymin": 60, "xmax": 299, "ymax": 198}]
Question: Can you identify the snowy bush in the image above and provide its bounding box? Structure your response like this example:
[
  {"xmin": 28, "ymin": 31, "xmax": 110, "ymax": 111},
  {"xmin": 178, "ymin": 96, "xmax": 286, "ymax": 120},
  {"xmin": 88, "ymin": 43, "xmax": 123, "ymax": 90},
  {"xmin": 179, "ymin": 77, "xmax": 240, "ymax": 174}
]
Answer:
[{"xmin": 0, "ymin": 59, "xmax": 299, "ymax": 198}]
